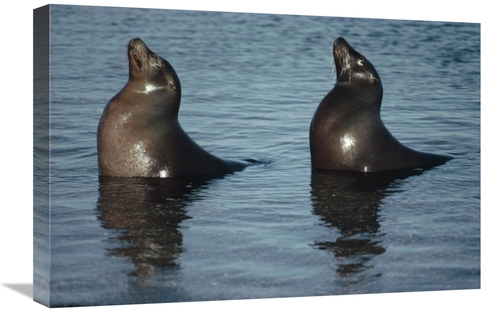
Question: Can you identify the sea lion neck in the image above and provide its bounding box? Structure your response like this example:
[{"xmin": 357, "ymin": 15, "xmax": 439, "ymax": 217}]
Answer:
[{"xmin": 123, "ymin": 80, "xmax": 181, "ymax": 119}]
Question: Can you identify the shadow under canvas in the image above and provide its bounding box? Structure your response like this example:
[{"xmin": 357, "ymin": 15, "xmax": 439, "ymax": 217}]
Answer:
[{"xmin": 3, "ymin": 284, "xmax": 33, "ymax": 299}]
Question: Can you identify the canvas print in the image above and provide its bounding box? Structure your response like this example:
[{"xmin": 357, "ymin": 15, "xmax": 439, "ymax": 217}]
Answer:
[{"xmin": 33, "ymin": 4, "xmax": 480, "ymax": 308}]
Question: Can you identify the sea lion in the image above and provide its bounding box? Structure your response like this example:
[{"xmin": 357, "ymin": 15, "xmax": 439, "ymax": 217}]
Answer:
[
  {"xmin": 309, "ymin": 37, "xmax": 452, "ymax": 172},
  {"xmin": 97, "ymin": 38, "xmax": 247, "ymax": 178}
]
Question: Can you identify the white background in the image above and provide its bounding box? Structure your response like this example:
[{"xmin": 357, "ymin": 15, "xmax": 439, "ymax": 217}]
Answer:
[{"xmin": 1, "ymin": 0, "xmax": 497, "ymax": 311}]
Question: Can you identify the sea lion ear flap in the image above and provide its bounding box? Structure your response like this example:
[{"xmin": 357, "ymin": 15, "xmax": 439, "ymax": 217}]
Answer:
[{"xmin": 370, "ymin": 74, "xmax": 379, "ymax": 84}]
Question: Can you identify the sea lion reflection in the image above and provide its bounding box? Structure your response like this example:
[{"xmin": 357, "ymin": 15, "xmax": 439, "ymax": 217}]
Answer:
[
  {"xmin": 310, "ymin": 169, "xmax": 423, "ymax": 277},
  {"xmin": 96, "ymin": 175, "xmax": 221, "ymax": 276}
]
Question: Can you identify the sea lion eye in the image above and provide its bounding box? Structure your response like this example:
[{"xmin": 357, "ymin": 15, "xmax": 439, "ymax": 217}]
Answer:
[
  {"xmin": 357, "ymin": 59, "xmax": 364, "ymax": 66},
  {"xmin": 169, "ymin": 81, "xmax": 177, "ymax": 91}
]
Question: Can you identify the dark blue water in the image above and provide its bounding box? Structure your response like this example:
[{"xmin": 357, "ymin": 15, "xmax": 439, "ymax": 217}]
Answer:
[{"xmin": 37, "ymin": 5, "xmax": 480, "ymax": 307}]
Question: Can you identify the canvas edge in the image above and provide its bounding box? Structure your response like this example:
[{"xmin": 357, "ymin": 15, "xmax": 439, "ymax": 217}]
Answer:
[{"xmin": 33, "ymin": 4, "xmax": 51, "ymax": 308}]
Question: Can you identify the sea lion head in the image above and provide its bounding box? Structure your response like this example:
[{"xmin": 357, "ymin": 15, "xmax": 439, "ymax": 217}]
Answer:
[
  {"xmin": 333, "ymin": 37, "xmax": 382, "ymax": 90},
  {"xmin": 127, "ymin": 38, "xmax": 181, "ymax": 98}
]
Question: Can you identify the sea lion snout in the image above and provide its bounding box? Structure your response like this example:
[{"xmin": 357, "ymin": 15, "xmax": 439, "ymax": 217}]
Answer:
[
  {"xmin": 127, "ymin": 38, "xmax": 165, "ymax": 78},
  {"xmin": 333, "ymin": 37, "xmax": 350, "ymax": 57},
  {"xmin": 333, "ymin": 38, "xmax": 353, "ymax": 81},
  {"xmin": 128, "ymin": 38, "xmax": 148, "ymax": 54}
]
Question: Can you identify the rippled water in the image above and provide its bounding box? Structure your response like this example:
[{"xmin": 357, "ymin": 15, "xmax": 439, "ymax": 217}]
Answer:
[{"xmin": 34, "ymin": 5, "xmax": 480, "ymax": 307}]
